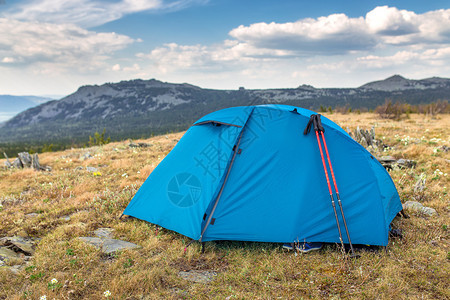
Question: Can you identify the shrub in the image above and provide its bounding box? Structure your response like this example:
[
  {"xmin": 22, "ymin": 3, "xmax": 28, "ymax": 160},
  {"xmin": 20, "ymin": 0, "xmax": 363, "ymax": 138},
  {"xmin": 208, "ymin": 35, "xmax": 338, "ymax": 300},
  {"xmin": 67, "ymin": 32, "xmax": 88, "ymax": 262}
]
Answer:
[{"xmin": 375, "ymin": 99, "xmax": 406, "ymax": 120}]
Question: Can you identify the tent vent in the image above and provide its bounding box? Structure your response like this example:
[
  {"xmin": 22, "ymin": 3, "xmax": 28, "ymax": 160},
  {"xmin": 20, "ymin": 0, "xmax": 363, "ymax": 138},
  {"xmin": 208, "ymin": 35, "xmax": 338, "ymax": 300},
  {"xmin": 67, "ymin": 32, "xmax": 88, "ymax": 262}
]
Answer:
[{"xmin": 210, "ymin": 218, "xmax": 216, "ymax": 225}]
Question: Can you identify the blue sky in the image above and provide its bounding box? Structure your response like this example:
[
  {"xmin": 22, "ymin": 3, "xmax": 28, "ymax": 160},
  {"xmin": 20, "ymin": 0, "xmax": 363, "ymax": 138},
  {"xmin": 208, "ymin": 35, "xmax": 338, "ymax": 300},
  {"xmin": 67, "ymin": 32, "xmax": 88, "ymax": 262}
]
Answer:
[{"xmin": 0, "ymin": 0, "xmax": 449, "ymax": 96}]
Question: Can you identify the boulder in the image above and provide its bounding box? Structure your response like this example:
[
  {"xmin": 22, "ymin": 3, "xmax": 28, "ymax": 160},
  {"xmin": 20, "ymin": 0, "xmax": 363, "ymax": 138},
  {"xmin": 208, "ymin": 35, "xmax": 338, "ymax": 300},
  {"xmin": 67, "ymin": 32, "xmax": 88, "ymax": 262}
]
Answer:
[
  {"xmin": 12, "ymin": 158, "xmax": 23, "ymax": 168},
  {"xmin": 18, "ymin": 152, "xmax": 32, "ymax": 168},
  {"xmin": 403, "ymin": 201, "xmax": 437, "ymax": 216}
]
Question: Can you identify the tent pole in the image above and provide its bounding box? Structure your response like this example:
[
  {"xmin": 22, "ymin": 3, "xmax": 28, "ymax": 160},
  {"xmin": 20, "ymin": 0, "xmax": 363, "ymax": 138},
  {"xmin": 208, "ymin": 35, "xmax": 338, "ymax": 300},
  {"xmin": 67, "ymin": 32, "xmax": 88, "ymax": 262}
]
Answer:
[{"xmin": 198, "ymin": 108, "xmax": 255, "ymax": 243}]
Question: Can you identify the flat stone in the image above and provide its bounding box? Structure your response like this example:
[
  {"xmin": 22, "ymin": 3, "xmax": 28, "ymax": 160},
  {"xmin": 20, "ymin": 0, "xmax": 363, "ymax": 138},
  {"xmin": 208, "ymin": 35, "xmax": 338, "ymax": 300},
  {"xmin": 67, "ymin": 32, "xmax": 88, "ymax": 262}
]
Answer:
[
  {"xmin": 25, "ymin": 213, "xmax": 39, "ymax": 218},
  {"xmin": 178, "ymin": 270, "xmax": 217, "ymax": 284},
  {"xmin": 77, "ymin": 237, "xmax": 140, "ymax": 254},
  {"xmin": 0, "ymin": 236, "xmax": 38, "ymax": 255},
  {"xmin": 0, "ymin": 247, "xmax": 21, "ymax": 261},
  {"xmin": 60, "ymin": 215, "xmax": 71, "ymax": 221},
  {"xmin": 403, "ymin": 201, "xmax": 437, "ymax": 216},
  {"xmin": 86, "ymin": 166, "xmax": 98, "ymax": 172},
  {"xmin": 93, "ymin": 228, "xmax": 114, "ymax": 239}
]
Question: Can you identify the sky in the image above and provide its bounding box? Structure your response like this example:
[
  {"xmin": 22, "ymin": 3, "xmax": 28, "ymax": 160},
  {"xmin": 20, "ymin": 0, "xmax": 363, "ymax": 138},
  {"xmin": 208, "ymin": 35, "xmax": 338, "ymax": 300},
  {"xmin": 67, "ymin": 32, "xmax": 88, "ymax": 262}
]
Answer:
[{"xmin": 0, "ymin": 0, "xmax": 449, "ymax": 97}]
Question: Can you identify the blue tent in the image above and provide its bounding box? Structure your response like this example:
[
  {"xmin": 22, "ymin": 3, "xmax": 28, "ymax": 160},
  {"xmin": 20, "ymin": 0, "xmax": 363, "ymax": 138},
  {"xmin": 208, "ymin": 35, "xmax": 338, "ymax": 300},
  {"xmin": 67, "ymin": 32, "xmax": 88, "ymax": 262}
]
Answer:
[{"xmin": 123, "ymin": 105, "xmax": 402, "ymax": 246}]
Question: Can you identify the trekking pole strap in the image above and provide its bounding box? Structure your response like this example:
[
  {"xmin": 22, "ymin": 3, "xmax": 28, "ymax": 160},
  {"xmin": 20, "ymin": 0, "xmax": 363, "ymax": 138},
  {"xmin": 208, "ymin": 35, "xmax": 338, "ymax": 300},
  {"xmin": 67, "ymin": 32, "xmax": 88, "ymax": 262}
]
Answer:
[
  {"xmin": 303, "ymin": 114, "xmax": 325, "ymax": 135},
  {"xmin": 303, "ymin": 115, "xmax": 315, "ymax": 135}
]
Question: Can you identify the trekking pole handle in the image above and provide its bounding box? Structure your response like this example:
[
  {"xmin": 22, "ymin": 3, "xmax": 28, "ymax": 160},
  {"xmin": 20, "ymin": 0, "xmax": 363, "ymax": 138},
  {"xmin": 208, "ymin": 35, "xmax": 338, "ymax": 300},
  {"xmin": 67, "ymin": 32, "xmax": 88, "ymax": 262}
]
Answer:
[{"xmin": 315, "ymin": 114, "xmax": 325, "ymax": 133}]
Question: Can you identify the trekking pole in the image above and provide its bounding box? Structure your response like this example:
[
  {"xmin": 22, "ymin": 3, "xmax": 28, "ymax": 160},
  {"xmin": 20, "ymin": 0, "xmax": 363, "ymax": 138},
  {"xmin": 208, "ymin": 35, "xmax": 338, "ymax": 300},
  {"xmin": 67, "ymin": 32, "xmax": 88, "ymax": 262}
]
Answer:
[
  {"xmin": 303, "ymin": 115, "xmax": 345, "ymax": 251},
  {"xmin": 315, "ymin": 115, "xmax": 359, "ymax": 258}
]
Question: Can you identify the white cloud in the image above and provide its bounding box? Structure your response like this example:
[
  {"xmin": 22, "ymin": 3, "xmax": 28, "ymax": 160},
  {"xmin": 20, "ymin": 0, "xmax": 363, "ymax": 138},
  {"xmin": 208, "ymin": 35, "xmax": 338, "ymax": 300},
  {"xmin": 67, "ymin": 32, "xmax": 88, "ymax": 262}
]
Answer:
[
  {"xmin": 229, "ymin": 6, "xmax": 450, "ymax": 54},
  {"xmin": 358, "ymin": 47, "xmax": 450, "ymax": 68},
  {"xmin": 0, "ymin": 18, "xmax": 134, "ymax": 72},
  {"xmin": 6, "ymin": 0, "xmax": 208, "ymax": 28},
  {"xmin": 137, "ymin": 40, "xmax": 298, "ymax": 75},
  {"xmin": 230, "ymin": 14, "xmax": 375, "ymax": 54},
  {"xmin": 365, "ymin": 6, "xmax": 418, "ymax": 36},
  {"xmin": 112, "ymin": 64, "xmax": 121, "ymax": 71},
  {"xmin": 1, "ymin": 57, "xmax": 15, "ymax": 63}
]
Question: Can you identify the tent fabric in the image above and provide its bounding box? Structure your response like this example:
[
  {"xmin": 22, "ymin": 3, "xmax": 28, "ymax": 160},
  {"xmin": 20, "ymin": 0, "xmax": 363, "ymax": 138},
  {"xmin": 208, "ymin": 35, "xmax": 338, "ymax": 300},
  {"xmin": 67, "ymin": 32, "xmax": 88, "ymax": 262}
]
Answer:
[{"xmin": 123, "ymin": 105, "xmax": 402, "ymax": 246}]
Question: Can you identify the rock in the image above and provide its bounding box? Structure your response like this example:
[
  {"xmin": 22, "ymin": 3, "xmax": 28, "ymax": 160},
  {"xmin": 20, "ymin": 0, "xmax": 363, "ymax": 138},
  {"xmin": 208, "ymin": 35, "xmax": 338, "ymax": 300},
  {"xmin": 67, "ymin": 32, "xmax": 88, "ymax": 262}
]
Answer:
[
  {"xmin": 170, "ymin": 288, "xmax": 190, "ymax": 298},
  {"xmin": 421, "ymin": 207, "xmax": 437, "ymax": 216},
  {"xmin": 25, "ymin": 213, "xmax": 39, "ymax": 218},
  {"xmin": 77, "ymin": 237, "xmax": 140, "ymax": 254},
  {"xmin": 7, "ymin": 152, "xmax": 50, "ymax": 171},
  {"xmin": 18, "ymin": 152, "xmax": 32, "ymax": 168},
  {"xmin": 378, "ymin": 156, "xmax": 416, "ymax": 170},
  {"xmin": 2, "ymin": 152, "xmax": 12, "ymax": 168},
  {"xmin": 0, "ymin": 236, "xmax": 39, "ymax": 255},
  {"xmin": 31, "ymin": 153, "xmax": 51, "ymax": 171},
  {"xmin": 396, "ymin": 158, "xmax": 416, "ymax": 169},
  {"xmin": 0, "ymin": 247, "xmax": 21, "ymax": 261},
  {"xmin": 60, "ymin": 215, "xmax": 71, "ymax": 221},
  {"xmin": 93, "ymin": 228, "xmax": 114, "ymax": 239},
  {"xmin": 86, "ymin": 166, "xmax": 98, "ymax": 172},
  {"xmin": 12, "ymin": 158, "xmax": 23, "ymax": 168},
  {"xmin": 178, "ymin": 270, "xmax": 217, "ymax": 283},
  {"xmin": 129, "ymin": 142, "xmax": 151, "ymax": 148},
  {"xmin": 403, "ymin": 201, "xmax": 437, "ymax": 216},
  {"xmin": 414, "ymin": 174, "xmax": 426, "ymax": 193},
  {"xmin": 80, "ymin": 152, "xmax": 93, "ymax": 160}
]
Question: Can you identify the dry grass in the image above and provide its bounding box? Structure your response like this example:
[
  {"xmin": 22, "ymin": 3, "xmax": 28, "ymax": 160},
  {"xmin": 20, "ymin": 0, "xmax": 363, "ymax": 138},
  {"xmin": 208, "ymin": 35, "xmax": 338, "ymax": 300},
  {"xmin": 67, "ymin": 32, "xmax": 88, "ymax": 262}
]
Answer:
[{"xmin": 0, "ymin": 113, "xmax": 448, "ymax": 299}]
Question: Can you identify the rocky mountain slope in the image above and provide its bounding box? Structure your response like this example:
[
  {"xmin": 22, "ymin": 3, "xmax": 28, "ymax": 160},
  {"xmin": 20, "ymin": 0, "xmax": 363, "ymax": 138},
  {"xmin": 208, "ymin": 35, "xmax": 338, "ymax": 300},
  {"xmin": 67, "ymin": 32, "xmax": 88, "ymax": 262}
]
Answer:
[
  {"xmin": 359, "ymin": 75, "xmax": 450, "ymax": 91},
  {"xmin": 0, "ymin": 75, "xmax": 449, "ymax": 148}
]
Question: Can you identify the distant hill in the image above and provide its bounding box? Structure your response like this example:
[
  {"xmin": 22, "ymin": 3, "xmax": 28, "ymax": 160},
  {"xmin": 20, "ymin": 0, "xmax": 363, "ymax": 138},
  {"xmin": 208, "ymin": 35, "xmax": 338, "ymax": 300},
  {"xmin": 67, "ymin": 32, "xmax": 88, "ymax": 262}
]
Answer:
[
  {"xmin": 0, "ymin": 76, "xmax": 449, "ymax": 152},
  {"xmin": 359, "ymin": 75, "xmax": 450, "ymax": 91}
]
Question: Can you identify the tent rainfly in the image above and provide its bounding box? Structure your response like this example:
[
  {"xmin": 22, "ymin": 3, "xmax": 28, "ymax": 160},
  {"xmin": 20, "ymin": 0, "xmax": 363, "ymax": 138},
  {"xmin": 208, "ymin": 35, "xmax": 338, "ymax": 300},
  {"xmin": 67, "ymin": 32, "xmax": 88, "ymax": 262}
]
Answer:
[{"xmin": 123, "ymin": 105, "xmax": 402, "ymax": 246}]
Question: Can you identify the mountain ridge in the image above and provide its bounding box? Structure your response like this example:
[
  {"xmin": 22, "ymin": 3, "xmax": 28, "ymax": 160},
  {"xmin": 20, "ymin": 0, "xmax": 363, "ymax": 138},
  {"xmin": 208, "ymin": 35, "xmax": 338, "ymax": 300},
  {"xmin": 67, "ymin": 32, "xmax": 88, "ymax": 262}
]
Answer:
[{"xmin": 0, "ymin": 75, "xmax": 449, "ymax": 149}]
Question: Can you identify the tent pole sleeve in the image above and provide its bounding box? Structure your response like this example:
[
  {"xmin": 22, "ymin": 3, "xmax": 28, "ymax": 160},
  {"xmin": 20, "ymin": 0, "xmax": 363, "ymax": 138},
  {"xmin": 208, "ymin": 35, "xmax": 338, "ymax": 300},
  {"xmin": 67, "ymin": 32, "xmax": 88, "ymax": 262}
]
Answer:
[{"xmin": 198, "ymin": 108, "xmax": 255, "ymax": 242}]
